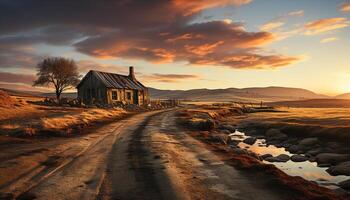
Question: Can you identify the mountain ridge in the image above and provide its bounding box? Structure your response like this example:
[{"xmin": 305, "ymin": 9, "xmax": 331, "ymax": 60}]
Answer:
[
  {"xmin": 148, "ymin": 86, "xmax": 331, "ymax": 102},
  {"xmin": 3, "ymin": 86, "xmax": 350, "ymax": 102}
]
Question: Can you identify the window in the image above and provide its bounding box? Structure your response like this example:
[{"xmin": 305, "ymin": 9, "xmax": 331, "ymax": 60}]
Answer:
[
  {"xmin": 112, "ymin": 91, "xmax": 118, "ymax": 100},
  {"xmin": 126, "ymin": 92, "xmax": 131, "ymax": 100}
]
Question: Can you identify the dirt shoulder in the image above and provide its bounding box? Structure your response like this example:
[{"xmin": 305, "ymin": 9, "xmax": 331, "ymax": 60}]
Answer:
[
  {"xmin": 177, "ymin": 105, "xmax": 349, "ymax": 200},
  {"xmin": 0, "ymin": 110, "xmax": 166, "ymax": 200},
  {"xmin": 0, "ymin": 94, "xmax": 128, "ymax": 137}
]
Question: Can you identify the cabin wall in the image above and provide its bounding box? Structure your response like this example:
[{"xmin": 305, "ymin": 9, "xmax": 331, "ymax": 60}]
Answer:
[
  {"xmin": 106, "ymin": 88, "xmax": 148, "ymax": 105},
  {"xmin": 78, "ymin": 72, "xmax": 150, "ymax": 106},
  {"xmin": 77, "ymin": 73, "xmax": 107, "ymax": 104}
]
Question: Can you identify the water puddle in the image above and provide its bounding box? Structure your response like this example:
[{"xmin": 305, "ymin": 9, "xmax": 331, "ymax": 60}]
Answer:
[{"xmin": 229, "ymin": 130, "xmax": 349, "ymax": 190}]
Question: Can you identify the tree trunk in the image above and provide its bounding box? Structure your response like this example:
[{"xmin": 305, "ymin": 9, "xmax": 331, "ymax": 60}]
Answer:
[{"xmin": 56, "ymin": 90, "xmax": 61, "ymax": 104}]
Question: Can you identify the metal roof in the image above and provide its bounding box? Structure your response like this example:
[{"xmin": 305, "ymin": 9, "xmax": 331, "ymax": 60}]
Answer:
[{"xmin": 77, "ymin": 70, "xmax": 147, "ymax": 90}]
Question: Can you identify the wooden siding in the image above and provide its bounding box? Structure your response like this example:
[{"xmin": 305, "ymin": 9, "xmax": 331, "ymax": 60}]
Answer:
[{"xmin": 77, "ymin": 71, "xmax": 150, "ymax": 106}]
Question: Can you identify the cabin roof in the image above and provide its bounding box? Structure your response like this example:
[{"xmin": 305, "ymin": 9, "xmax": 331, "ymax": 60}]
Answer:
[{"xmin": 77, "ymin": 70, "xmax": 147, "ymax": 90}]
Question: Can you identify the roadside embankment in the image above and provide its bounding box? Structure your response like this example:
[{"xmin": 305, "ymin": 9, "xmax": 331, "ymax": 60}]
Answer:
[{"xmin": 177, "ymin": 105, "xmax": 349, "ymax": 200}]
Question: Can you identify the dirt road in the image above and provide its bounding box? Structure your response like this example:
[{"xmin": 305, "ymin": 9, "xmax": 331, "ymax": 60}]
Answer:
[{"xmin": 0, "ymin": 109, "xmax": 287, "ymax": 200}]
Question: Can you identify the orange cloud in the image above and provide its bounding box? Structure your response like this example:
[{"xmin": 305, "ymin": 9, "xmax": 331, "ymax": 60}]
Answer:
[
  {"xmin": 191, "ymin": 53, "xmax": 300, "ymax": 69},
  {"xmin": 260, "ymin": 22, "xmax": 285, "ymax": 31},
  {"xmin": 339, "ymin": 2, "xmax": 350, "ymax": 12},
  {"xmin": 185, "ymin": 41, "xmax": 224, "ymax": 56},
  {"xmin": 173, "ymin": 0, "xmax": 251, "ymax": 16},
  {"xmin": 305, "ymin": 18, "xmax": 349, "ymax": 35},
  {"xmin": 320, "ymin": 37, "xmax": 338, "ymax": 43},
  {"xmin": 141, "ymin": 73, "xmax": 200, "ymax": 83},
  {"xmin": 288, "ymin": 10, "xmax": 304, "ymax": 16},
  {"xmin": 166, "ymin": 33, "xmax": 204, "ymax": 42}
]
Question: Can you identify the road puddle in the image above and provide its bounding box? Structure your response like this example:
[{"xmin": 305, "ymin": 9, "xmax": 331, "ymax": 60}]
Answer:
[{"xmin": 229, "ymin": 130, "xmax": 349, "ymax": 190}]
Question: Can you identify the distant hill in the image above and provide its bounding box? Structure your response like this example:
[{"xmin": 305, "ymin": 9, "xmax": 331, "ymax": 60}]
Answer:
[
  {"xmin": 0, "ymin": 88, "xmax": 76, "ymax": 98},
  {"xmin": 3, "ymin": 86, "xmax": 349, "ymax": 103},
  {"xmin": 267, "ymin": 99, "xmax": 350, "ymax": 108},
  {"xmin": 335, "ymin": 93, "xmax": 350, "ymax": 99},
  {"xmin": 149, "ymin": 87, "xmax": 329, "ymax": 102},
  {"xmin": 0, "ymin": 88, "xmax": 42, "ymax": 97}
]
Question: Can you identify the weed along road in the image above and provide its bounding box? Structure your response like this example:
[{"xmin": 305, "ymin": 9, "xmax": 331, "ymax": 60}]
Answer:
[{"xmin": 0, "ymin": 109, "xmax": 287, "ymax": 200}]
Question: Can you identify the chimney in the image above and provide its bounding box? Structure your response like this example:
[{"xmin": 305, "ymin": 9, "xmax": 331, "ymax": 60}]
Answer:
[{"xmin": 129, "ymin": 66, "xmax": 136, "ymax": 81}]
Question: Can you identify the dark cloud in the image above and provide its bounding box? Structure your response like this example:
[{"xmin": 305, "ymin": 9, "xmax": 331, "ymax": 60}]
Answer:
[
  {"xmin": 0, "ymin": 0, "xmax": 299, "ymax": 70},
  {"xmin": 77, "ymin": 60, "xmax": 126, "ymax": 74},
  {"xmin": 0, "ymin": 72, "xmax": 36, "ymax": 84}
]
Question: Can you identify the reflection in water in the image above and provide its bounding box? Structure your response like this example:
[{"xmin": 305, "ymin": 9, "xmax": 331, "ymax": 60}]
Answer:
[{"xmin": 230, "ymin": 130, "xmax": 349, "ymax": 190}]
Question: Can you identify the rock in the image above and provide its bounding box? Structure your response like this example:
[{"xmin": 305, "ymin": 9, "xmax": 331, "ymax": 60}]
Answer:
[
  {"xmin": 276, "ymin": 154, "xmax": 290, "ymax": 162},
  {"xmin": 287, "ymin": 145, "xmax": 300, "ymax": 153},
  {"xmin": 261, "ymin": 154, "xmax": 273, "ymax": 159},
  {"xmin": 218, "ymin": 124, "xmax": 236, "ymax": 132},
  {"xmin": 220, "ymin": 129, "xmax": 231, "ymax": 135},
  {"xmin": 265, "ymin": 129, "xmax": 282, "ymax": 137},
  {"xmin": 291, "ymin": 154, "xmax": 308, "ymax": 162},
  {"xmin": 271, "ymin": 133, "xmax": 288, "ymax": 140},
  {"xmin": 243, "ymin": 137, "xmax": 257, "ymax": 145},
  {"xmin": 326, "ymin": 161, "xmax": 350, "ymax": 176},
  {"xmin": 318, "ymin": 163, "xmax": 331, "ymax": 168},
  {"xmin": 326, "ymin": 142, "xmax": 340, "ymax": 149},
  {"xmin": 189, "ymin": 118, "xmax": 216, "ymax": 131},
  {"xmin": 264, "ymin": 156, "xmax": 282, "ymax": 162},
  {"xmin": 265, "ymin": 154, "xmax": 290, "ymax": 162},
  {"xmin": 316, "ymin": 153, "xmax": 350, "ymax": 165},
  {"xmin": 299, "ymin": 137, "xmax": 319, "ymax": 146},
  {"xmin": 333, "ymin": 188, "xmax": 349, "ymax": 196},
  {"xmin": 211, "ymin": 134, "xmax": 230, "ymax": 145},
  {"xmin": 307, "ymin": 148, "xmax": 323, "ymax": 156},
  {"xmin": 308, "ymin": 157, "xmax": 316, "ymax": 162},
  {"xmin": 339, "ymin": 179, "xmax": 350, "ymax": 190},
  {"xmin": 231, "ymin": 147, "xmax": 247, "ymax": 155}
]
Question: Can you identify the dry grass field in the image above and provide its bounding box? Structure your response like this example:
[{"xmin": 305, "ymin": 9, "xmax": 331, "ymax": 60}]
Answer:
[
  {"xmin": 237, "ymin": 107, "xmax": 350, "ymax": 142},
  {"xmin": 0, "ymin": 90, "xmax": 127, "ymax": 137}
]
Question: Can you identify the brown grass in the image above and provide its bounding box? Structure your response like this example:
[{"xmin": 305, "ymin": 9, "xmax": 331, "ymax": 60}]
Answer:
[
  {"xmin": 0, "ymin": 92, "xmax": 127, "ymax": 137},
  {"xmin": 238, "ymin": 107, "xmax": 350, "ymax": 142}
]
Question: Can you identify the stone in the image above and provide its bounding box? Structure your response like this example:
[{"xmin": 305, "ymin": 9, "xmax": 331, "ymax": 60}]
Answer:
[
  {"xmin": 291, "ymin": 154, "xmax": 308, "ymax": 162},
  {"xmin": 307, "ymin": 148, "xmax": 323, "ymax": 156},
  {"xmin": 218, "ymin": 124, "xmax": 236, "ymax": 132},
  {"xmin": 326, "ymin": 142, "xmax": 340, "ymax": 149},
  {"xmin": 243, "ymin": 137, "xmax": 257, "ymax": 145},
  {"xmin": 287, "ymin": 145, "xmax": 300, "ymax": 154},
  {"xmin": 326, "ymin": 161, "xmax": 350, "ymax": 176},
  {"xmin": 264, "ymin": 156, "xmax": 281, "ymax": 162},
  {"xmin": 261, "ymin": 154, "xmax": 273, "ymax": 159},
  {"xmin": 220, "ymin": 129, "xmax": 231, "ymax": 135},
  {"xmin": 189, "ymin": 118, "xmax": 216, "ymax": 131},
  {"xmin": 316, "ymin": 153, "xmax": 350, "ymax": 165},
  {"xmin": 299, "ymin": 138, "xmax": 319, "ymax": 146},
  {"xmin": 271, "ymin": 133, "xmax": 288, "ymax": 140},
  {"xmin": 231, "ymin": 147, "xmax": 247, "ymax": 155},
  {"xmin": 276, "ymin": 154, "xmax": 290, "ymax": 162},
  {"xmin": 265, "ymin": 154, "xmax": 290, "ymax": 162},
  {"xmin": 265, "ymin": 129, "xmax": 282, "ymax": 137},
  {"xmin": 211, "ymin": 134, "xmax": 230, "ymax": 145},
  {"xmin": 339, "ymin": 179, "xmax": 350, "ymax": 190},
  {"xmin": 318, "ymin": 163, "xmax": 331, "ymax": 168}
]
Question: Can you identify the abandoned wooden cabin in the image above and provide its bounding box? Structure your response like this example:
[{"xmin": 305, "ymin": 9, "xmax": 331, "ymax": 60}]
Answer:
[{"xmin": 77, "ymin": 67, "xmax": 150, "ymax": 106}]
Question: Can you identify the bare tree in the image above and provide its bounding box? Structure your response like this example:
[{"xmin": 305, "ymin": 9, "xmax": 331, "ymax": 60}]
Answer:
[{"xmin": 33, "ymin": 57, "xmax": 81, "ymax": 101}]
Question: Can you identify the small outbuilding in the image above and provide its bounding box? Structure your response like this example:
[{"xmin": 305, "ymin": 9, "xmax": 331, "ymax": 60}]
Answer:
[{"xmin": 77, "ymin": 66, "xmax": 150, "ymax": 106}]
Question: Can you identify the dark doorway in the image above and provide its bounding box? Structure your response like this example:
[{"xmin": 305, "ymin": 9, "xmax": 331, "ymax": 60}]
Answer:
[{"xmin": 133, "ymin": 90, "xmax": 139, "ymax": 105}]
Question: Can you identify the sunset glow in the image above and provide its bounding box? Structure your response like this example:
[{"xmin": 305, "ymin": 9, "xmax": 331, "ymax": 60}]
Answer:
[{"xmin": 0, "ymin": 0, "xmax": 349, "ymax": 95}]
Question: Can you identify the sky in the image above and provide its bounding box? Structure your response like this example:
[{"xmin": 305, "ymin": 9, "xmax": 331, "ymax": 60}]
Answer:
[{"xmin": 0, "ymin": 0, "xmax": 349, "ymax": 95}]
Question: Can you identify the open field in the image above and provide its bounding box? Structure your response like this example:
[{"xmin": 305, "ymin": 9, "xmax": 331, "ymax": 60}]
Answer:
[
  {"xmin": 0, "ymin": 91, "xmax": 127, "ymax": 137},
  {"xmin": 267, "ymin": 99, "xmax": 350, "ymax": 108},
  {"xmin": 176, "ymin": 104, "xmax": 350, "ymax": 197}
]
